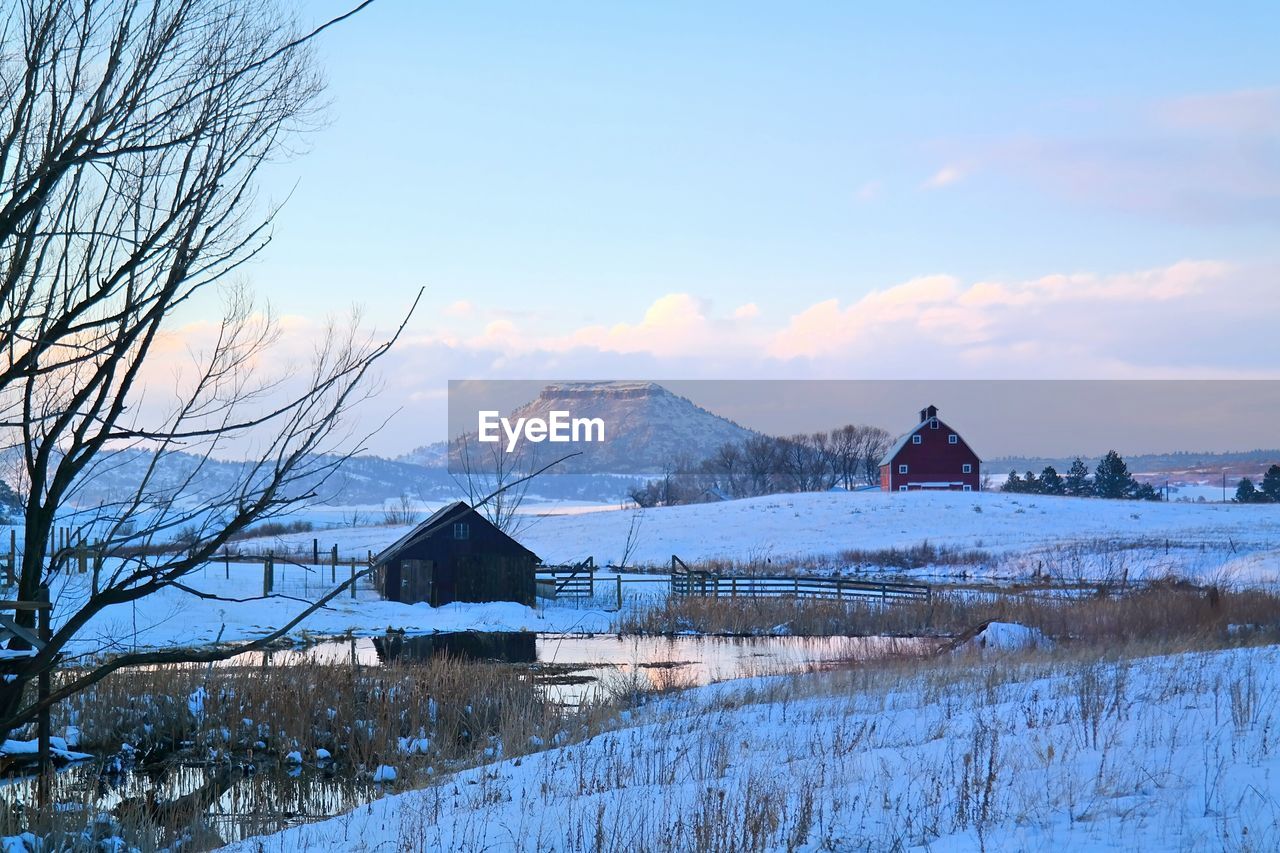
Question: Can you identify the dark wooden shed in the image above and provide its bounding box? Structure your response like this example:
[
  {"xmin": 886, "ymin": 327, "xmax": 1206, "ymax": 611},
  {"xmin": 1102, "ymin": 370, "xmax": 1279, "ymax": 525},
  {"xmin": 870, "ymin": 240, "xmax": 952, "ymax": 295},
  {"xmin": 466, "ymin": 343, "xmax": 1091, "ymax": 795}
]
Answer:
[{"xmin": 372, "ymin": 501, "xmax": 539, "ymax": 607}]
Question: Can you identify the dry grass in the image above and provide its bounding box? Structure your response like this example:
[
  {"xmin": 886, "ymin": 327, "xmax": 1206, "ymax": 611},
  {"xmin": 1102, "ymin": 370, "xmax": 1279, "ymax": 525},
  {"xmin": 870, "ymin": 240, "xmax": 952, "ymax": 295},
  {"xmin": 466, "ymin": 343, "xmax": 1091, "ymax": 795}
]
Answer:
[
  {"xmin": 618, "ymin": 583, "xmax": 1280, "ymax": 644},
  {"xmin": 2, "ymin": 654, "xmax": 632, "ymax": 850}
]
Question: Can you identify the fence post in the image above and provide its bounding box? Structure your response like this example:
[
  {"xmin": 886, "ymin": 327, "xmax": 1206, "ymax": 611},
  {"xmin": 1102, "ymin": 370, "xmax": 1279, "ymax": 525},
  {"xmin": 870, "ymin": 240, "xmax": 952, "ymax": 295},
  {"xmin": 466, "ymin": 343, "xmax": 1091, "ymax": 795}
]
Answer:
[
  {"xmin": 615, "ymin": 573, "xmax": 623, "ymax": 610},
  {"xmin": 6, "ymin": 529, "xmax": 14, "ymax": 585},
  {"xmin": 313, "ymin": 538, "xmax": 319, "ymax": 566},
  {"xmin": 331, "ymin": 545, "xmax": 338, "ymax": 583},
  {"xmin": 225, "ymin": 551, "xmax": 230, "ymax": 580},
  {"xmin": 263, "ymin": 555, "xmax": 272, "ymax": 596},
  {"xmin": 350, "ymin": 558, "xmax": 356, "ymax": 599},
  {"xmin": 36, "ymin": 584, "xmax": 51, "ymax": 812}
]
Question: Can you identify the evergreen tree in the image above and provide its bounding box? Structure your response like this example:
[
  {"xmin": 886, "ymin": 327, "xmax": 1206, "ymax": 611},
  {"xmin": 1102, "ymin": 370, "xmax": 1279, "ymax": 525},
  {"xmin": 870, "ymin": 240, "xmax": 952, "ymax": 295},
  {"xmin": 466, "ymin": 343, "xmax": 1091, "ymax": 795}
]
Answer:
[
  {"xmin": 0, "ymin": 480, "xmax": 18, "ymax": 515},
  {"xmin": 1261, "ymin": 464, "xmax": 1280, "ymax": 503},
  {"xmin": 1131, "ymin": 482, "xmax": 1161, "ymax": 501},
  {"xmin": 1064, "ymin": 457, "xmax": 1091, "ymax": 497},
  {"xmin": 1038, "ymin": 465, "xmax": 1065, "ymax": 495},
  {"xmin": 1235, "ymin": 478, "xmax": 1262, "ymax": 504},
  {"xmin": 1093, "ymin": 450, "xmax": 1136, "ymax": 499},
  {"xmin": 1002, "ymin": 470, "xmax": 1024, "ymax": 493},
  {"xmin": 1022, "ymin": 470, "xmax": 1041, "ymax": 494}
]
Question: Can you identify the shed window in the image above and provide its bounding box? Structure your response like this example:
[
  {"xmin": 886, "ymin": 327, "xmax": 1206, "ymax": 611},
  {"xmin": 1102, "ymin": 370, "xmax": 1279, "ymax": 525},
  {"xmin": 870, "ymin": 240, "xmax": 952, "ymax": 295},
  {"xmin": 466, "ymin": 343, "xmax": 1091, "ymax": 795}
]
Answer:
[
  {"xmin": 962, "ymin": 463, "xmax": 972, "ymax": 474},
  {"xmin": 453, "ymin": 522, "xmax": 470, "ymax": 540},
  {"xmin": 963, "ymin": 485, "xmax": 973, "ymax": 492},
  {"xmin": 949, "ymin": 434, "xmax": 958, "ymax": 444},
  {"xmin": 912, "ymin": 435, "xmax": 922, "ymax": 445},
  {"xmin": 899, "ymin": 485, "xmax": 908, "ymax": 492},
  {"xmin": 898, "ymin": 464, "xmax": 908, "ymax": 474}
]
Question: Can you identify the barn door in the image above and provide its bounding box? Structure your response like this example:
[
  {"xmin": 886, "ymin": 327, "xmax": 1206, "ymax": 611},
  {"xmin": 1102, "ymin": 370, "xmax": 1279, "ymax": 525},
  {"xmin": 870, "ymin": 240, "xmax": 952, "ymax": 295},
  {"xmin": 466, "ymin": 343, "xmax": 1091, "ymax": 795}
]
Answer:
[{"xmin": 401, "ymin": 559, "xmax": 433, "ymax": 605}]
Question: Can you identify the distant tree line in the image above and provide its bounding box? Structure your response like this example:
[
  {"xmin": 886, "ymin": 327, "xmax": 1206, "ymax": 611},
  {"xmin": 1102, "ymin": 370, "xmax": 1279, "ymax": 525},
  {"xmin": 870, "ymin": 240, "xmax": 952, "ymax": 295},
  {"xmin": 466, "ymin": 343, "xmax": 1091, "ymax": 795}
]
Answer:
[
  {"xmin": 1235, "ymin": 466, "xmax": 1280, "ymax": 504},
  {"xmin": 1001, "ymin": 451, "xmax": 1162, "ymax": 501},
  {"xmin": 629, "ymin": 425, "xmax": 892, "ymax": 507}
]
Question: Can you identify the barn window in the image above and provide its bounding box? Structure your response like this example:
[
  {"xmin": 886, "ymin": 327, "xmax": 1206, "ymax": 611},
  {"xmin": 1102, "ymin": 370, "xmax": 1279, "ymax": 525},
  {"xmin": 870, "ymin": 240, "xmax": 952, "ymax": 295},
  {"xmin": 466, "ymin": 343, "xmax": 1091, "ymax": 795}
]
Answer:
[
  {"xmin": 949, "ymin": 434, "xmax": 958, "ymax": 444},
  {"xmin": 453, "ymin": 522, "xmax": 470, "ymax": 540},
  {"xmin": 929, "ymin": 418, "xmax": 939, "ymax": 429},
  {"xmin": 899, "ymin": 485, "xmax": 908, "ymax": 492},
  {"xmin": 963, "ymin": 485, "xmax": 973, "ymax": 492},
  {"xmin": 962, "ymin": 463, "xmax": 972, "ymax": 473},
  {"xmin": 898, "ymin": 464, "xmax": 908, "ymax": 474},
  {"xmin": 912, "ymin": 435, "xmax": 922, "ymax": 445}
]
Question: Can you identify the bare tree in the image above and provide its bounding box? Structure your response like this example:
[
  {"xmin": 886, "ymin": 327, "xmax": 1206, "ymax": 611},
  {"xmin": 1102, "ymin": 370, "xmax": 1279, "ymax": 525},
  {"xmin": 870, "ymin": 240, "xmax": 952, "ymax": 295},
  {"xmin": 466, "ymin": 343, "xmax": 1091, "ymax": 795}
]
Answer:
[
  {"xmin": 0, "ymin": 0, "xmax": 396, "ymax": 742},
  {"xmin": 382, "ymin": 491, "xmax": 420, "ymax": 526},
  {"xmin": 450, "ymin": 433, "xmax": 540, "ymax": 535}
]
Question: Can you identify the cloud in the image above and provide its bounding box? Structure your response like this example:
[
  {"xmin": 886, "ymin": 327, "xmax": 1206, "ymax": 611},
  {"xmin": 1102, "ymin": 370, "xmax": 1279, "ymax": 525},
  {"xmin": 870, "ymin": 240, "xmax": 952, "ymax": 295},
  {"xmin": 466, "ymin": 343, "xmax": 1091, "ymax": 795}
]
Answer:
[
  {"xmin": 165, "ymin": 261, "xmax": 1276, "ymax": 454},
  {"xmin": 766, "ymin": 260, "xmax": 1242, "ymax": 366},
  {"xmin": 965, "ymin": 88, "xmax": 1280, "ymax": 223},
  {"xmin": 855, "ymin": 180, "xmax": 882, "ymax": 201},
  {"xmin": 443, "ymin": 299, "xmax": 475, "ymax": 318},
  {"xmin": 1155, "ymin": 88, "xmax": 1280, "ymax": 135},
  {"xmin": 923, "ymin": 165, "xmax": 966, "ymax": 189}
]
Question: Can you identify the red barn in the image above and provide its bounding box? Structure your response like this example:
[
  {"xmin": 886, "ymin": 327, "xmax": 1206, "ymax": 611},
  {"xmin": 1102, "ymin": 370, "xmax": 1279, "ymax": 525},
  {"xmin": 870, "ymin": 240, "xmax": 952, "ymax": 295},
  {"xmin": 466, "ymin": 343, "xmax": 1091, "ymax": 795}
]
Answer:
[{"xmin": 879, "ymin": 405, "xmax": 981, "ymax": 492}]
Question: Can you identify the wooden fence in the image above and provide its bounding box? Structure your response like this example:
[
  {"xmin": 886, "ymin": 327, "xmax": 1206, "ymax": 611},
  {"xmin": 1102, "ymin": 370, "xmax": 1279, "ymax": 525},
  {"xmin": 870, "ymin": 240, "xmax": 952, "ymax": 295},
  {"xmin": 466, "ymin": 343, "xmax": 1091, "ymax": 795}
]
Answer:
[
  {"xmin": 670, "ymin": 569, "xmax": 931, "ymax": 602},
  {"xmin": 536, "ymin": 557, "xmax": 596, "ymax": 598},
  {"xmin": 535, "ymin": 555, "xmax": 930, "ymax": 607},
  {"xmin": 0, "ymin": 588, "xmax": 53, "ymax": 806}
]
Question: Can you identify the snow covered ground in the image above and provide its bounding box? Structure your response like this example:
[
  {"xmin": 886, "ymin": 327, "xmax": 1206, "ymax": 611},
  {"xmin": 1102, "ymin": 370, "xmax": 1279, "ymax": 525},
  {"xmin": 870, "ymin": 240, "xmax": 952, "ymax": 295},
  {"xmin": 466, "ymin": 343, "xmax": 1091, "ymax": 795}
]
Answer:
[
  {"xmin": 221, "ymin": 641, "xmax": 1280, "ymax": 852},
  {"xmin": 42, "ymin": 569, "xmax": 614, "ymax": 660},
  {"xmin": 261, "ymin": 490, "xmax": 1280, "ymax": 586}
]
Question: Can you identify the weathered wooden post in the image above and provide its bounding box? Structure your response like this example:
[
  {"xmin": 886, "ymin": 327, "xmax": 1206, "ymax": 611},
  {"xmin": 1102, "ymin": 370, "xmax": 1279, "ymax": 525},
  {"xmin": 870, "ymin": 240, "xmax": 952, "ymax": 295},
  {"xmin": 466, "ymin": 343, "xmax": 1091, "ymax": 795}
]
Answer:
[
  {"xmin": 224, "ymin": 551, "xmax": 230, "ymax": 580},
  {"xmin": 312, "ymin": 538, "xmax": 319, "ymax": 566},
  {"xmin": 615, "ymin": 574, "xmax": 623, "ymax": 610},
  {"xmin": 331, "ymin": 544, "xmax": 338, "ymax": 583},
  {"xmin": 7, "ymin": 528, "xmax": 15, "ymax": 585},
  {"xmin": 37, "ymin": 584, "xmax": 51, "ymax": 812},
  {"xmin": 263, "ymin": 554, "xmax": 273, "ymax": 596},
  {"xmin": 350, "ymin": 558, "xmax": 356, "ymax": 599}
]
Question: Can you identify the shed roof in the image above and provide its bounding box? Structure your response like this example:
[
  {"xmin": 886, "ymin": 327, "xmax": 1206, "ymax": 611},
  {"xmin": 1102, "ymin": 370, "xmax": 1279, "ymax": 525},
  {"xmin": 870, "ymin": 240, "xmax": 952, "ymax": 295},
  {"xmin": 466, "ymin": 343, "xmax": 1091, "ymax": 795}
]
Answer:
[{"xmin": 372, "ymin": 501, "xmax": 539, "ymax": 566}]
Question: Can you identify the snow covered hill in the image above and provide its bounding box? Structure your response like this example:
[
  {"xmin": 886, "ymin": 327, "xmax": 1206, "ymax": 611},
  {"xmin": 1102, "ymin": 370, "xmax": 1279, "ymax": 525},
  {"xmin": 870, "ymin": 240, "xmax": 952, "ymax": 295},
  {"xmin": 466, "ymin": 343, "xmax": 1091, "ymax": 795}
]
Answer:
[
  {"xmin": 258, "ymin": 489, "xmax": 1280, "ymax": 586},
  {"xmin": 222, "ymin": 643, "xmax": 1280, "ymax": 852}
]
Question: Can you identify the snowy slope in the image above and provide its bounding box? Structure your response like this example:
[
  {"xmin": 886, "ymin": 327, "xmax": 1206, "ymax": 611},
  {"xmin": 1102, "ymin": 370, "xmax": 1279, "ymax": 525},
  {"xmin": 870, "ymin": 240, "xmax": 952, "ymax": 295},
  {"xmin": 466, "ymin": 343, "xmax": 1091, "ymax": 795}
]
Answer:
[{"xmin": 220, "ymin": 643, "xmax": 1280, "ymax": 852}]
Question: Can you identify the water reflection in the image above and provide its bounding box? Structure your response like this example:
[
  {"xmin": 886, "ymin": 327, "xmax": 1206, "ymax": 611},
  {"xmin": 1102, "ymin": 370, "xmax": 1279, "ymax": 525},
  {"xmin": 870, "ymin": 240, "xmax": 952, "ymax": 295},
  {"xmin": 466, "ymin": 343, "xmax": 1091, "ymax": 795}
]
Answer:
[{"xmin": 226, "ymin": 632, "xmax": 939, "ymax": 704}]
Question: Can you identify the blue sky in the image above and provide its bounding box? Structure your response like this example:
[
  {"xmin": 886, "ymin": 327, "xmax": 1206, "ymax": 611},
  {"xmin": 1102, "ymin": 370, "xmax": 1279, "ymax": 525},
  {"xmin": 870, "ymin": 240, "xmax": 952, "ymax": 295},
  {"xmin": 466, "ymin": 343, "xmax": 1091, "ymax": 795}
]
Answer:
[{"xmin": 208, "ymin": 1, "xmax": 1280, "ymax": 451}]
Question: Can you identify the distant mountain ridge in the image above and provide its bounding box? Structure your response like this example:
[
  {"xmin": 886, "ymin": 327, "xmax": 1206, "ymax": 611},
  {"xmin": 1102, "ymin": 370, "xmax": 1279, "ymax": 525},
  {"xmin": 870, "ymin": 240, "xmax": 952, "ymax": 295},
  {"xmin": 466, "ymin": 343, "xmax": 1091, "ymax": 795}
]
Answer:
[{"xmin": 448, "ymin": 381, "xmax": 760, "ymax": 475}]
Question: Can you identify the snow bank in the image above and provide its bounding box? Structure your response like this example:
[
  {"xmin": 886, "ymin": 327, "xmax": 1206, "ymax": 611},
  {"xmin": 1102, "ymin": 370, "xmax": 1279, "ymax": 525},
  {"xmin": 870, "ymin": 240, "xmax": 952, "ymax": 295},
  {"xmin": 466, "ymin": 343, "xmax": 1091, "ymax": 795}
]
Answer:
[{"xmin": 963, "ymin": 621, "xmax": 1050, "ymax": 652}]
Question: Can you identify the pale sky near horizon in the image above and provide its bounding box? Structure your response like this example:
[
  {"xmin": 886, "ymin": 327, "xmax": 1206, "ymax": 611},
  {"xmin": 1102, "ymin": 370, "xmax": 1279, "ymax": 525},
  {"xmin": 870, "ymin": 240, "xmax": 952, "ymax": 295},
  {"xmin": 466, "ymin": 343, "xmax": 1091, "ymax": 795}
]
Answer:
[{"xmin": 180, "ymin": 1, "xmax": 1280, "ymax": 454}]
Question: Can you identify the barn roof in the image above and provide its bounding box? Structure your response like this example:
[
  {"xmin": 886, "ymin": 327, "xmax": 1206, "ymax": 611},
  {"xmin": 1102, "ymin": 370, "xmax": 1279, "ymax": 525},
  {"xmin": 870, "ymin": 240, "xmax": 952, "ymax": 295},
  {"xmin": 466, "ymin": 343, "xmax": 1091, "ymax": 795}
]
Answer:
[
  {"xmin": 372, "ymin": 500, "xmax": 539, "ymax": 566},
  {"xmin": 878, "ymin": 410, "xmax": 982, "ymax": 467},
  {"xmin": 879, "ymin": 419, "xmax": 930, "ymax": 467}
]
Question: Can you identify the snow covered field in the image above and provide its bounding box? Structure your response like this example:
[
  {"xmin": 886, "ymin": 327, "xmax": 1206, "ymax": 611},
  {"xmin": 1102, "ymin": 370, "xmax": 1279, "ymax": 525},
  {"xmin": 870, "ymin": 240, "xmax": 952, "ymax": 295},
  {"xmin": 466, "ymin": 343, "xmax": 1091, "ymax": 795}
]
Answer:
[
  {"xmin": 261, "ymin": 490, "xmax": 1280, "ymax": 586},
  {"xmin": 19, "ymin": 489, "xmax": 1278, "ymax": 659},
  {"xmin": 222, "ymin": 641, "xmax": 1280, "ymax": 852}
]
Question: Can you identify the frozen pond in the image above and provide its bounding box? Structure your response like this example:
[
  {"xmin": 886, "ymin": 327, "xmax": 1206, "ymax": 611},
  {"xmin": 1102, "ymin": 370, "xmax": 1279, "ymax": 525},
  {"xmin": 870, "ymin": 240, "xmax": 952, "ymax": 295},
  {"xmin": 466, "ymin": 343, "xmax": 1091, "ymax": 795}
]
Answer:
[{"xmin": 226, "ymin": 631, "xmax": 941, "ymax": 703}]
